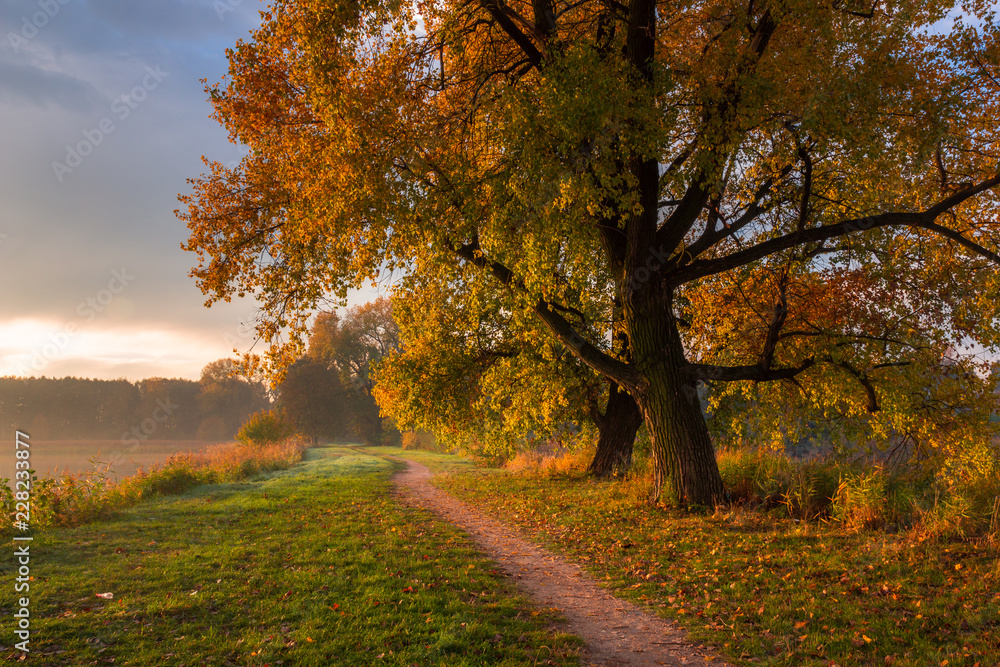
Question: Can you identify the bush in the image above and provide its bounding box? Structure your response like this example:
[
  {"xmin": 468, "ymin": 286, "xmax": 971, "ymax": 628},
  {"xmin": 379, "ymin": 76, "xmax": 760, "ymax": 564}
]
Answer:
[
  {"xmin": 236, "ymin": 409, "xmax": 296, "ymax": 446},
  {"xmin": 401, "ymin": 429, "xmax": 439, "ymax": 451}
]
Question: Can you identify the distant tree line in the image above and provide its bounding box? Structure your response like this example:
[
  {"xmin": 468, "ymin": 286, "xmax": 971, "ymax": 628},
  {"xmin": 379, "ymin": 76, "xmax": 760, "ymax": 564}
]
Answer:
[
  {"xmin": 1, "ymin": 298, "xmax": 405, "ymax": 447},
  {"xmin": 0, "ymin": 359, "xmax": 269, "ymax": 442}
]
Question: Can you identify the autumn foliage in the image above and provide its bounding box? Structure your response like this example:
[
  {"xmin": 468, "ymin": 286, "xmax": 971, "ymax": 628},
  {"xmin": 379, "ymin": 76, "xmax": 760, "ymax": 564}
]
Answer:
[{"xmin": 181, "ymin": 0, "xmax": 1000, "ymax": 504}]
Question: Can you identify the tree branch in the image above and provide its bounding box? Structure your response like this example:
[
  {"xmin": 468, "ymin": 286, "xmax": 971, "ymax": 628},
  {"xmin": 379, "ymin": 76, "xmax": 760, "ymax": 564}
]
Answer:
[
  {"xmin": 759, "ymin": 271, "xmax": 789, "ymax": 371},
  {"xmin": 452, "ymin": 240, "xmax": 640, "ymax": 387},
  {"xmin": 671, "ymin": 174, "xmax": 1000, "ymax": 284},
  {"xmin": 478, "ymin": 0, "xmax": 544, "ymax": 67},
  {"xmin": 688, "ymin": 357, "xmax": 816, "ymax": 383}
]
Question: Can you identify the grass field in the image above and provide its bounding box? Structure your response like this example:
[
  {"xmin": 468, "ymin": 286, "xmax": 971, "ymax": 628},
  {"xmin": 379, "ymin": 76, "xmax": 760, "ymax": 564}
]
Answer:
[
  {"xmin": 1, "ymin": 446, "xmax": 580, "ymax": 665},
  {"xmin": 435, "ymin": 469, "xmax": 1000, "ymax": 667}
]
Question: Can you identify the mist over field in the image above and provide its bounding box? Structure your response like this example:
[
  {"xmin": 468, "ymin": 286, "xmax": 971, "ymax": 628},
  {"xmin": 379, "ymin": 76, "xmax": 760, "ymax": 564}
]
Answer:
[{"xmin": 2, "ymin": 439, "xmax": 220, "ymax": 485}]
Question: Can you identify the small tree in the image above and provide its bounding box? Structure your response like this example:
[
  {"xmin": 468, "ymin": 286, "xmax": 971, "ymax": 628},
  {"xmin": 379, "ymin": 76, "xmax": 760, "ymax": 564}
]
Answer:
[
  {"xmin": 197, "ymin": 358, "xmax": 269, "ymax": 440},
  {"xmin": 308, "ymin": 298, "xmax": 400, "ymax": 444},
  {"xmin": 236, "ymin": 409, "xmax": 296, "ymax": 446}
]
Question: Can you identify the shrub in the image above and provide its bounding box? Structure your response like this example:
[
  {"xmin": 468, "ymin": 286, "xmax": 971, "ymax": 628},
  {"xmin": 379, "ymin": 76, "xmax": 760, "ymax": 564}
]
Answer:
[
  {"xmin": 236, "ymin": 409, "xmax": 296, "ymax": 446},
  {"xmin": 401, "ymin": 429, "xmax": 439, "ymax": 451}
]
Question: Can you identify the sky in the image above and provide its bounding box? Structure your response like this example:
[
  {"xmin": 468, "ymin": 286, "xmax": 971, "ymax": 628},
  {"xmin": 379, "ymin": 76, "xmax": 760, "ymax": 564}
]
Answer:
[{"xmin": 0, "ymin": 0, "xmax": 380, "ymax": 382}]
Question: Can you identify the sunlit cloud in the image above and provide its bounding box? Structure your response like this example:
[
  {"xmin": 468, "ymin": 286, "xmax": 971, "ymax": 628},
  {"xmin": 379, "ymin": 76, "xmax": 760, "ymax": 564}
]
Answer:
[{"xmin": 0, "ymin": 318, "xmax": 238, "ymax": 380}]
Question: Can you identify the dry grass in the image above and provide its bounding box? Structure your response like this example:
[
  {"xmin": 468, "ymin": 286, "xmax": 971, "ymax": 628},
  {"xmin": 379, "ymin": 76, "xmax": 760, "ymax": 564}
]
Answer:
[
  {"xmin": 2, "ymin": 438, "xmax": 307, "ymax": 533},
  {"xmin": 505, "ymin": 444, "xmax": 595, "ymax": 477}
]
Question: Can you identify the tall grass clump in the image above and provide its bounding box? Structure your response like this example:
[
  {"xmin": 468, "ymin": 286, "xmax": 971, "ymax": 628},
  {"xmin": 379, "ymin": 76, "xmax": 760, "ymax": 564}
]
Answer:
[
  {"xmin": 1, "ymin": 438, "xmax": 306, "ymax": 534},
  {"xmin": 505, "ymin": 441, "xmax": 596, "ymax": 478},
  {"xmin": 829, "ymin": 469, "xmax": 896, "ymax": 531},
  {"xmin": 717, "ymin": 448, "xmax": 841, "ymax": 518},
  {"xmin": 716, "ymin": 439, "xmax": 1000, "ymax": 541},
  {"xmin": 912, "ymin": 440, "xmax": 1000, "ymax": 540}
]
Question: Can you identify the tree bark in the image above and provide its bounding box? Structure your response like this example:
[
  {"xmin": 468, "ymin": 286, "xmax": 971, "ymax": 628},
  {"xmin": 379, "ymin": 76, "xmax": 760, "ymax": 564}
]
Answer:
[
  {"xmin": 638, "ymin": 358, "xmax": 725, "ymax": 507},
  {"xmin": 588, "ymin": 382, "xmax": 643, "ymax": 477},
  {"xmin": 626, "ymin": 295, "xmax": 726, "ymax": 507}
]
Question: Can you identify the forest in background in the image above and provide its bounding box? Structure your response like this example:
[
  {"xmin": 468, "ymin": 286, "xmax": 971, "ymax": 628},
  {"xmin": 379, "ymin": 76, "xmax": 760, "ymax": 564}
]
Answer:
[
  {"xmin": 0, "ymin": 298, "xmax": 401, "ymax": 447},
  {"xmin": 0, "ymin": 360, "xmax": 268, "ymax": 443}
]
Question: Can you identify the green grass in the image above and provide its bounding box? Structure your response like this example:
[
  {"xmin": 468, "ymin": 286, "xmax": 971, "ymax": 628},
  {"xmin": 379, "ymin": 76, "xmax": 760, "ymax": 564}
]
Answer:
[
  {"xmin": 435, "ymin": 469, "xmax": 1000, "ymax": 667},
  {"xmin": 359, "ymin": 446, "xmax": 483, "ymax": 474},
  {"xmin": 1, "ymin": 446, "xmax": 580, "ymax": 665}
]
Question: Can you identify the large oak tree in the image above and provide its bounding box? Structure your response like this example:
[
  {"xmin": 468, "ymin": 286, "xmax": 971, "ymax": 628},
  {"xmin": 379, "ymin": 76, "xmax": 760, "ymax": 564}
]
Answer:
[{"xmin": 180, "ymin": 0, "xmax": 1000, "ymax": 504}]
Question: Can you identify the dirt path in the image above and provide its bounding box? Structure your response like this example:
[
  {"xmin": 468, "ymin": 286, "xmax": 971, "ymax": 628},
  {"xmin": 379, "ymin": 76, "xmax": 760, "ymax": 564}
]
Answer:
[{"xmin": 391, "ymin": 458, "xmax": 730, "ymax": 667}]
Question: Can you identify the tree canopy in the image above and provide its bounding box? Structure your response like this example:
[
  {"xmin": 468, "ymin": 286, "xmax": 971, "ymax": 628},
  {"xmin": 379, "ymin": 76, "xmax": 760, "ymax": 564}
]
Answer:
[
  {"xmin": 278, "ymin": 355, "xmax": 347, "ymax": 443},
  {"xmin": 372, "ymin": 276, "xmax": 642, "ymax": 474},
  {"xmin": 181, "ymin": 0, "xmax": 1000, "ymax": 505}
]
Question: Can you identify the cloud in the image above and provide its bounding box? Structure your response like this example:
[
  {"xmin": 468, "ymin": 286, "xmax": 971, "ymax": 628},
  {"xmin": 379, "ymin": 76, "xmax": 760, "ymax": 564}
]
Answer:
[
  {"xmin": 0, "ymin": 1, "xmax": 285, "ymax": 382},
  {"xmin": 0, "ymin": 315, "xmax": 262, "ymax": 381},
  {"xmin": 85, "ymin": 0, "xmax": 259, "ymax": 41},
  {"xmin": 0, "ymin": 59, "xmax": 105, "ymax": 111}
]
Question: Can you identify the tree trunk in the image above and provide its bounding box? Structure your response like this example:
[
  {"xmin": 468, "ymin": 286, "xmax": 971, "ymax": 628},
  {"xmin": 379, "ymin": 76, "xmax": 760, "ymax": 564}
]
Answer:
[
  {"xmin": 638, "ymin": 360, "xmax": 724, "ymax": 506},
  {"xmin": 627, "ymin": 298, "xmax": 725, "ymax": 507},
  {"xmin": 588, "ymin": 382, "xmax": 643, "ymax": 477}
]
